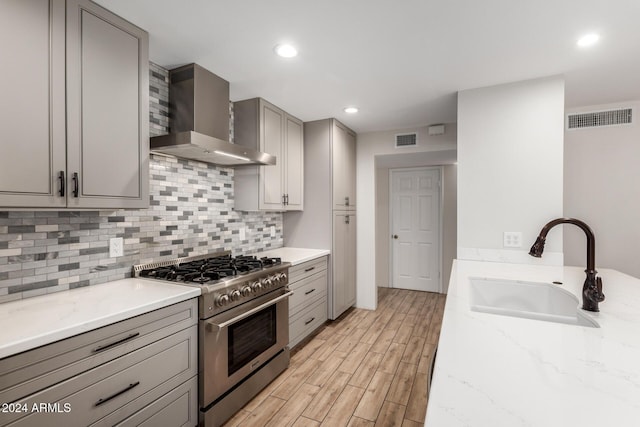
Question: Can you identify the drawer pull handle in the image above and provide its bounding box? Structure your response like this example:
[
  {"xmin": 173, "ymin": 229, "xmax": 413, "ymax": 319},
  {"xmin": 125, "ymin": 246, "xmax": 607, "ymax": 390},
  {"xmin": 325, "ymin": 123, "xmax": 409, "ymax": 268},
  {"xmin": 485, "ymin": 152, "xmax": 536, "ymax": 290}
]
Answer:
[
  {"xmin": 95, "ymin": 381, "xmax": 140, "ymax": 407},
  {"xmin": 305, "ymin": 288, "xmax": 316, "ymax": 295},
  {"xmin": 305, "ymin": 317, "xmax": 315, "ymax": 325},
  {"xmin": 93, "ymin": 332, "xmax": 140, "ymax": 353},
  {"xmin": 304, "ymin": 267, "xmax": 315, "ymax": 272}
]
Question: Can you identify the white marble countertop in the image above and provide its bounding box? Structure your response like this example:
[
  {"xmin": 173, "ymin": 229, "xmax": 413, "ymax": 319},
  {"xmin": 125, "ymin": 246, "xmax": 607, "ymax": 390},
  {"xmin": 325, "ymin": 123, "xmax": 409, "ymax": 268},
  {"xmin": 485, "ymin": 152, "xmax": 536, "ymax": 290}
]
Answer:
[
  {"xmin": 0, "ymin": 279, "xmax": 200, "ymax": 359},
  {"xmin": 426, "ymin": 260, "xmax": 640, "ymax": 427},
  {"xmin": 254, "ymin": 247, "xmax": 330, "ymax": 266}
]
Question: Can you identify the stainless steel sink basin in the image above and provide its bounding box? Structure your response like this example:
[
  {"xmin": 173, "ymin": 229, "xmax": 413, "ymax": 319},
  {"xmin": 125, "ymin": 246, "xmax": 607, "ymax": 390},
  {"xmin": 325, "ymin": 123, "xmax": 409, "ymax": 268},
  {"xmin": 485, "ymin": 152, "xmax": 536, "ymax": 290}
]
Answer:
[{"xmin": 469, "ymin": 277, "xmax": 600, "ymax": 328}]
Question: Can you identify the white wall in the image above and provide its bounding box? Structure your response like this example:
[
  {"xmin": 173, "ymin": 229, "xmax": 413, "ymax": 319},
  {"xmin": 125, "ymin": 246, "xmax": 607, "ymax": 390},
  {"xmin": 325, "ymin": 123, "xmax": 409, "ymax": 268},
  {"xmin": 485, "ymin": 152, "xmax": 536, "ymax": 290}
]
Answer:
[
  {"xmin": 457, "ymin": 76, "xmax": 565, "ymax": 264},
  {"xmin": 357, "ymin": 125, "xmax": 457, "ymax": 310},
  {"xmin": 564, "ymin": 101, "xmax": 640, "ymax": 278}
]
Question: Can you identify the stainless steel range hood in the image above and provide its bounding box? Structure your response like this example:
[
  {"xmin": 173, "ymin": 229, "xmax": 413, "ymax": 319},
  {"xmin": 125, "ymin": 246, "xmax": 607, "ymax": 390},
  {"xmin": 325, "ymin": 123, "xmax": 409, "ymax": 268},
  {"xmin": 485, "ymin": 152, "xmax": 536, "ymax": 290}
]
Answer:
[{"xmin": 150, "ymin": 64, "xmax": 275, "ymax": 166}]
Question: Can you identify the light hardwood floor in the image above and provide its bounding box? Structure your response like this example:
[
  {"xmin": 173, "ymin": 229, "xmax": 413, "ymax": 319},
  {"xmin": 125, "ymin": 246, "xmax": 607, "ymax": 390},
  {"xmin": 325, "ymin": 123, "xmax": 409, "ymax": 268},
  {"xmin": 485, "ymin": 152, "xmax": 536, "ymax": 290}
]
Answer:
[{"xmin": 223, "ymin": 288, "xmax": 447, "ymax": 427}]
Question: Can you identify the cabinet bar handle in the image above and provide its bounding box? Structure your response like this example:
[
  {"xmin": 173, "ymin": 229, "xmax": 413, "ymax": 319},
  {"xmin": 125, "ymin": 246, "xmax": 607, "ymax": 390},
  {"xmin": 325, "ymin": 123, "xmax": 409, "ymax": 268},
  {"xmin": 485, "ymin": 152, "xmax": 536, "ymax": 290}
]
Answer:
[
  {"xmin": 72, "ymin": 172, "xmax": 79, "ymax": 197},
  {"xmin": 305, "ymin": 288, "xmax": 316, "ymax": 295},
  {"xmin": 285, "ymin": 194, "xmax": 289, "ymax": 205},
  {"xmin": 345, "ymin": 215, "xmax": 350, "ymax": 224},
  {"xmin": 92, "ymin": 332, "xmax": 140, "ymax": 353},
  {"xmin": 95, "ymin": 381, "xmax": 140, "ymax": 407},
  {"xmin": 58, "ymin": 171, "xmax": 65, "ymax": 197},
  {"xmin": 345, "ymin": 196, "xmax": 349, "ymax": 206},
  {"xmin": 305, "ymin": 317, "xmax": 315, "ymax": 325},
  {"xmin": 304, "ymin": 267, "xmax": 315, "ymax": 273}
]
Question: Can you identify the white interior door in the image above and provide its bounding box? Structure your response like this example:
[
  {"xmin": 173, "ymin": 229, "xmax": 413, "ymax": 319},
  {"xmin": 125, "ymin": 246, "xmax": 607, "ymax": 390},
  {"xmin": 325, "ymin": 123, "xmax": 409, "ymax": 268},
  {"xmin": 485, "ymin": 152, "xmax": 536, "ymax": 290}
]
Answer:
[{"xmin": 390, "ymin": 167, "xmax": 441, "ymax": 292}]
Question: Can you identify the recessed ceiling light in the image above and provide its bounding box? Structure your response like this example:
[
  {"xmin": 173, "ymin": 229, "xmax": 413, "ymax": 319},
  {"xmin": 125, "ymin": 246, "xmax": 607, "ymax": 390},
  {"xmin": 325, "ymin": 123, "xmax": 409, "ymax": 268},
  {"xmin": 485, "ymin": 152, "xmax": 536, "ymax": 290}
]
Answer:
[
  {"xmin": 344, "ymin": 107, "xmax": 359, "ymax": 114},
  {"xmin": 577, "ymin": 33, "xmax": 600, "ymax": 47},
  {"xmin": 274, "ymin": 44, "xmax": 298, "ymax": 58}
]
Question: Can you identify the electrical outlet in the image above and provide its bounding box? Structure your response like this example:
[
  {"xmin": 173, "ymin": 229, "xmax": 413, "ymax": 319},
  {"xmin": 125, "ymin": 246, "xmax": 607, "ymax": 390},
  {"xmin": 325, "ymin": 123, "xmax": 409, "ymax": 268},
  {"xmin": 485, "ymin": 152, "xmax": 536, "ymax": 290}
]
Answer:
[
  {"xmin": 270, "ymin": 226, "xmax": 276, "ymax": 237},
  {"xmin": 109, "ymin": 237, "xmax": 124, "ymax": 257},
  {"xmin": 503, "ymin": 232, "xmax": 522, "ymax": 248},
  {"xmin": 239, "ymin": 227, "xmax": 246, "ymax": 241}
]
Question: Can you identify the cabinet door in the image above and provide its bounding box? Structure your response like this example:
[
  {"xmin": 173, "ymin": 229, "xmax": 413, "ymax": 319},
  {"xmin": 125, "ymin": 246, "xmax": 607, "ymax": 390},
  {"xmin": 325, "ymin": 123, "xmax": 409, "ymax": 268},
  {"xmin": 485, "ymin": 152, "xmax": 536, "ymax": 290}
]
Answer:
[
  {"xmin": 332, "ymin": 212, "xmax": 356, "ymax": 319},
  {"xmin": 345, "ymin": 129, "xmax": 357, "ymax": 210},
  {"xmin": 0, "ymin": 0, "xmax": 66, "ymax": 208},
  {"xmin": 345, "ymin": 213, "xmax": 357, "ymax": 307},
  {"xmin": 332, "ymin": 122, "xmax": 348, "ymax": 210},
  {"xmin": 66, "ymin": 0, "xmax": 149, "ymax": 209},
  {"xmin": 259, "ymin": 100, "xmax": 285, "ymax": 209},
  {"xmin": 284, "ymin": 114, "xmax": 304, "ymax": 210}
]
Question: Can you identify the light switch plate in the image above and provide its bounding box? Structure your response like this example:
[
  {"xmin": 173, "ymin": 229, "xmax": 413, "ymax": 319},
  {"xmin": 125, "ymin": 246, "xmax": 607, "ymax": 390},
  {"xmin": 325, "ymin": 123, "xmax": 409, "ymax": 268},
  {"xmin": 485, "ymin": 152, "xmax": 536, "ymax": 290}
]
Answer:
[
  {"xmin": 503, "ymin": 232, "xmax": 522, "ymax": 248},
  {"xmin": 239, "ymin": 227, "xmax": 246, "ymax": 241},
  {"xmin": 270, "ymin": 226, "xmax": 276, "ymax": 237},
  {"xmin": 109, "ymin": 237, "xmax": 124, "ymax": 257}
]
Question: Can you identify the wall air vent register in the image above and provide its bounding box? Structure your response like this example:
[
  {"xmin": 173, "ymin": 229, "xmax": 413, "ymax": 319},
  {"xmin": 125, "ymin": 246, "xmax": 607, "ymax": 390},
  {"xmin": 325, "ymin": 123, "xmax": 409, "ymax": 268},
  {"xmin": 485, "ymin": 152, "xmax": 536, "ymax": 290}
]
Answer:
[
  {"xmin": 395, "ymin": 133, "xmax": 418, "ymax": 148},
  {"xmin": 567, "ymin": 108, "xmax": 633, "ymax": 130}
]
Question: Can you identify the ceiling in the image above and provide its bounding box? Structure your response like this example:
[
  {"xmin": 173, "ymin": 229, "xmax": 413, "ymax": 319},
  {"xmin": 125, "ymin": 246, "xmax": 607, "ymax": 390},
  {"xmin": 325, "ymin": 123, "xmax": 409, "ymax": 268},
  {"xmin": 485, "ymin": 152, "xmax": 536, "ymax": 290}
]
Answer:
[{"xmin": 95, "ymin": 0, "xmax": 640, "ymax": 134}]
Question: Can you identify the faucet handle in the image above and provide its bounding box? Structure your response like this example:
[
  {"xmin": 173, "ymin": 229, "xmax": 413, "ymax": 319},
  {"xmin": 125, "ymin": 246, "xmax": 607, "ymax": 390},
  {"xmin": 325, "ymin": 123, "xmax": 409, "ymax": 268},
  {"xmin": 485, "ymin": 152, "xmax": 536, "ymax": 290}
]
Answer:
[{"xmin": 595, "ymin": 276, "xmax": 605, "ymax": 302}]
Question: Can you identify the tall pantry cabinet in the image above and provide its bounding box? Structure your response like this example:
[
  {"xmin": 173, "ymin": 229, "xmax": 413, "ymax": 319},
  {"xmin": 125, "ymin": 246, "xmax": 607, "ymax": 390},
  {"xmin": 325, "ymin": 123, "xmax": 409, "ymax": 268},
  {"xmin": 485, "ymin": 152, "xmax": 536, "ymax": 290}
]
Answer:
[{"xmin": 284, "ymin": 119, "xmax": 357, "ymax": 320}]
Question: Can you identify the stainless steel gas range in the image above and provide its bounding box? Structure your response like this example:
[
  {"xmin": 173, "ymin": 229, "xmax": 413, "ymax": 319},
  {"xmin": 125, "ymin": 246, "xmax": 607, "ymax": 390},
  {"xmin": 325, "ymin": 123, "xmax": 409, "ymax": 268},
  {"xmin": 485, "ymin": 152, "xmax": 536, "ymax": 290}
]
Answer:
[{"xmin": 133, "ymin": 251, "xmax": 291, "ymax": 427}]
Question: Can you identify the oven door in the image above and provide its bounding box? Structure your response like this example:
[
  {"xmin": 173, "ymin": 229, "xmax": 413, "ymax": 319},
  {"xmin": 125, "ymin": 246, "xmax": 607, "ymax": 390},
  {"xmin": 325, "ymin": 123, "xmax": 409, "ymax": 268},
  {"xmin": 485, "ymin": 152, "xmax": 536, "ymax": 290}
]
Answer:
[{"xmin": 200, "ymin": 288, "xmax": 291, "ymax": 406}]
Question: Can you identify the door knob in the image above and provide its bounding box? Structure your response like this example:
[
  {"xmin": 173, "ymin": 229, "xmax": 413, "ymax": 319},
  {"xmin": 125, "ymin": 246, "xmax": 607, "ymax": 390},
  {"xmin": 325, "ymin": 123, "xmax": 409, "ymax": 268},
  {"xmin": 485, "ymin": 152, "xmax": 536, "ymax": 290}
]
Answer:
[{"xmin": 393, "ymin": 235, "xmax": 398, "ymax": 239}]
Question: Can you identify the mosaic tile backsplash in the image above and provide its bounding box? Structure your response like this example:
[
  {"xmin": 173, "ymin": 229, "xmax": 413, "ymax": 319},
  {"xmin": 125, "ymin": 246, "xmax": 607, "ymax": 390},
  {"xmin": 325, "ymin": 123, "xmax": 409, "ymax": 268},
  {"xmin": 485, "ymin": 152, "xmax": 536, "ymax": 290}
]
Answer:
[{"xmin": 0, "ymin": 63, "xmax": 283, "ymax": 303}]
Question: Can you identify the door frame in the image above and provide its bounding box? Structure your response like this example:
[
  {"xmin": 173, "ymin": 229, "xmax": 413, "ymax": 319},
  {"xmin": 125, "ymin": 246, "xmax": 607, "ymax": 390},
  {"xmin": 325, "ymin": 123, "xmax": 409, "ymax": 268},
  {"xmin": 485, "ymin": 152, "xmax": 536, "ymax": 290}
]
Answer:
[{"xmin": 388, "ymin": 166, "xmax": 443, "ymax": 293}]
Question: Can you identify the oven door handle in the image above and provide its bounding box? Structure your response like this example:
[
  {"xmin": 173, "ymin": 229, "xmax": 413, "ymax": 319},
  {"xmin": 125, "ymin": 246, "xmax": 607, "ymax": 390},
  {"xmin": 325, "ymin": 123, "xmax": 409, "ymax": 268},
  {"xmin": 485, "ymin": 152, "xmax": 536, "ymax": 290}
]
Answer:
[{"xmin": 205, "ymin": 291, "xmax": 293, "ymax": 331}]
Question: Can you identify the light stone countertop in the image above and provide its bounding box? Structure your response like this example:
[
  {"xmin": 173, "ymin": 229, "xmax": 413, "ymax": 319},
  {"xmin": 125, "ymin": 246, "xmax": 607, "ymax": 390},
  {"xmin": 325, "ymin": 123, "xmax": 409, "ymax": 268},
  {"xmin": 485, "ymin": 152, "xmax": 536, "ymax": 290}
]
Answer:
[
  {"xmin": 425, "ymin": 259, "xmax": 640, "ymax": 426},
  {"xmin": 254, "ymin": 247, "xmax": 330, "ymax": 266},
  {"xmin": 0, "ymin": 278, "xmax": 200, "ymax": 359}
]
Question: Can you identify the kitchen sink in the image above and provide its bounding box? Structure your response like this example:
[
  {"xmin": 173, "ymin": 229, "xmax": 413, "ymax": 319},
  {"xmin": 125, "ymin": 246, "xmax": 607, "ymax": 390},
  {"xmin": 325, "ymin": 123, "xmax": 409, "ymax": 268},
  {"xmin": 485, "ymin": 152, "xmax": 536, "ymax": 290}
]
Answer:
[{"xmin": 469, "ymin": 277, "xmax": 600, "ymax": 328}]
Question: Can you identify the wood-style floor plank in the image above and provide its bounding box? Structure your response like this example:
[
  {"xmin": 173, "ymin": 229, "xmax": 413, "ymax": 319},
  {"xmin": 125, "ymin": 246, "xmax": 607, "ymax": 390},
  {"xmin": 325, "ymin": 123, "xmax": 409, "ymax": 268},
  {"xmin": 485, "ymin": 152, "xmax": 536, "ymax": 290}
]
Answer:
[
  {"xmin": 302, "ymin": 370, "xmax": 352, "ymax": 422},
  {"xmin": 374, "ymin": 401, "xmax": 406, "ymax": 427},
  {"xmin": 266, "ymin": 383, "xmax": 320, "ymax": 427},
  {"xmin": 222, "ymin": 288, "xmax": 446, "ymax": 427},
  {"xmin": 319, "ymin": 385, "xmax": 366, "ymax": 427},
  {"xmin": 386, "ymin": 362, "xmax": 419, "ymax": 406},
  {"xmin": 348, "ymin": 351, "xmax": 384, "ymax": 389},
  {"xmin": 352, "ymin": 371, "xmax": 394, "ymax": 421}
]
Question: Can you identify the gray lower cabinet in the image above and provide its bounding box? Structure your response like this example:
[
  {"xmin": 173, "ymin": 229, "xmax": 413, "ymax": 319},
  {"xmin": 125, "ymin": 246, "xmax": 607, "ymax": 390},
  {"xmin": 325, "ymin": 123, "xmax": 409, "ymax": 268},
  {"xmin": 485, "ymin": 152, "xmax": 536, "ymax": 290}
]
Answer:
[
  {"xmin": 0, "ymin": 0, "xmax": 149, "ymax": 209},
  {"xmin": 288, "ymin": 257, "xmax": 328, "ymax": 348},
  {"xmin": 333, "ymin": 212, "xmax": 357, "ymax": 318},
  {"xmin": 0, "ymin": 299, "xmax": 198, "ymax": 427}
]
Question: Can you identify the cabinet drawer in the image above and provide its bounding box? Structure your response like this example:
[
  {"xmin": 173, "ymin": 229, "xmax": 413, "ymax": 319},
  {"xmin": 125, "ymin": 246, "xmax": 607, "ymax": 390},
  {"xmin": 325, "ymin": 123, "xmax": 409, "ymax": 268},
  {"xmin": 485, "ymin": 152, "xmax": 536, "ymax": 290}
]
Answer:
[
  {"xmin": 289, "ymin": 257, "xmax": 327, "ymax": 283},
  {"xmin": 0, "ymin": 299, "xmax": 197, "ymax": 405},
  {"xmin": 289, "ymin": 298, "xmax": 327, "ymax": 349},
  {"xmin": 4, "ymin": 326, "xmax": 197, "ymax": 427},
  {"xmin": 110, "ymin": 376, "xmax": 197, "ymax": 427},
  {"xmin": 289, "ymin": 271, "xmax": 327, "ymax": 316}
]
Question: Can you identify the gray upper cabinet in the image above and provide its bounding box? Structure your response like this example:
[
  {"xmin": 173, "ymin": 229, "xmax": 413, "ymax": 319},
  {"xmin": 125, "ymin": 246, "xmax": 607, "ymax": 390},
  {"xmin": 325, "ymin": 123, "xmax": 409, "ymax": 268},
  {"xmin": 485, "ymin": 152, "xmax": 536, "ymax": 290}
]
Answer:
[
  {"xmin": 332, "ymin": 121, "xmax": 357, "ymax": 210},
  {"xmin": 0, "ymin": 0, "xmax": 149, "ymax": 209},
  {"xmin": 0, "ymin": 0, "xmax": 67, "ymax": 208},
  {"xmin": 66, "ymin": 0, "xmax": 149, "ymax": 209},
  {"xmin": 234, "ymin": 98, "xmax": 304, "ymax": 211}
]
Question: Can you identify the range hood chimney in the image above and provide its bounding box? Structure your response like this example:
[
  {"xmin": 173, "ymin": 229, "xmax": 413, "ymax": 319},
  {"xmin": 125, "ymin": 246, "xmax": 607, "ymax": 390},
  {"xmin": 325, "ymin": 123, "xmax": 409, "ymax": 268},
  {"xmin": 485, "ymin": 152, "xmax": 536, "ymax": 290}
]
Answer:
[{"xmin": 150, "ymin": 64, "xmax": 275, "ymax": 166}]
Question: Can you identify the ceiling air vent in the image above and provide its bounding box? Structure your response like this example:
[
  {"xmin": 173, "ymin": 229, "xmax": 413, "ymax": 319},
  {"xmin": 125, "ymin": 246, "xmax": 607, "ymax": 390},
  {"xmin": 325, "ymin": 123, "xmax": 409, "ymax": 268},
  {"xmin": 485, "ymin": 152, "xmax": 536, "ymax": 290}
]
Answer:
[
  {"xmin": 567, "ymin": 108, "xmax": 633, "ymax": 130},
  {"xmin": 395, "ymin": 133, "xmax": 417, "ymax": 148}
]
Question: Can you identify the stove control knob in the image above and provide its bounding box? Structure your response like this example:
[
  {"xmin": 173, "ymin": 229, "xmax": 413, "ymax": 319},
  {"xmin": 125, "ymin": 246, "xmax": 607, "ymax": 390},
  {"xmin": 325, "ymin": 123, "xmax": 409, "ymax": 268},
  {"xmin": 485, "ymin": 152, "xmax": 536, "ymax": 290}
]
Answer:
[
  {"xmin": 278, "ymin": 272, "xmax": 287, "ymax": 282},
  {"xmin": 216, "ymin": 294, "xmax": 230, "ymax": 307},
  {"xmin": 251, "ymin": 281, "xmax": 262, "ymax": 292},
  {"xmin": 241, "ymin": 286, "xmax": 252, "ymax": 297},
  {"xmin": 262, "ymin": 277, "xmax": 273, "ymax": 288},
  {"xmin": 230, "ymin": 290, "xmax": 241, "ymax": 301}
]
